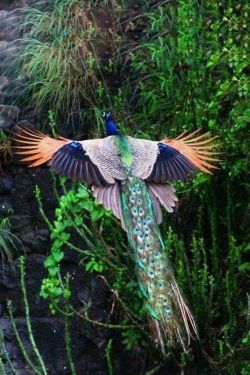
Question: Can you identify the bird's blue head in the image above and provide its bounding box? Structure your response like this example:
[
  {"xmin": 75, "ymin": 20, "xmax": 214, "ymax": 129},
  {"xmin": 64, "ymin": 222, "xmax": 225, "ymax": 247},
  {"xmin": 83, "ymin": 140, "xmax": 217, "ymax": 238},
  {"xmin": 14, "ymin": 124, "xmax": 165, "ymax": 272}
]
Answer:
[{"xmin": 103, "ymin": 111, "xmax": 120, "ymax": 136}]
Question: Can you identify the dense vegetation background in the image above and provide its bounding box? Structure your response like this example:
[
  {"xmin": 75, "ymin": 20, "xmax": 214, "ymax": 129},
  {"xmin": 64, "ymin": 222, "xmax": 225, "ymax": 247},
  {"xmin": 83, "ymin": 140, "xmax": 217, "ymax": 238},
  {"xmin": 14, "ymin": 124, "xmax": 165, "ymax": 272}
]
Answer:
[{"xmin": 0, "ymin": 0, "xmax": 249, "ymax": 374}]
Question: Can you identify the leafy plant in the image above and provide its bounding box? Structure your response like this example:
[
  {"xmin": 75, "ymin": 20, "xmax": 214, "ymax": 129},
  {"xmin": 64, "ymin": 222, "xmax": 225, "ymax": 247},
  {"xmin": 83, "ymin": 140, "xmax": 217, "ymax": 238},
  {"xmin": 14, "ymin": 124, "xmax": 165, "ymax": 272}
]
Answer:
[
  {"xmin": 0, "ymin": 130, "xmax": 12, "ymax": 168},
  {"xmin": 121, "ymin": 327, "xmax": 142, "ymax": 351},
  {"xmin": 35, "ymin": 179, "xmax": 144, "ymax": 325},
  {"xmin": 17, "ymin": 0, "xmax": 122, "ymax": 129},
  {"xmin": 0, "ymin": 218, "xmax": 19, "ymax": 264}
]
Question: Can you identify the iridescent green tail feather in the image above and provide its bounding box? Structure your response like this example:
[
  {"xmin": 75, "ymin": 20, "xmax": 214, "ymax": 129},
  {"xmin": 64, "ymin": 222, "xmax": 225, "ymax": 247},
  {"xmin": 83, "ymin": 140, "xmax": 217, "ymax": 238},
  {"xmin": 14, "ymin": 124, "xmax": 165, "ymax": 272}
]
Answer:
[{"xmin": 121, "ymin": 175, "xmax": 198, "ymax": 352}]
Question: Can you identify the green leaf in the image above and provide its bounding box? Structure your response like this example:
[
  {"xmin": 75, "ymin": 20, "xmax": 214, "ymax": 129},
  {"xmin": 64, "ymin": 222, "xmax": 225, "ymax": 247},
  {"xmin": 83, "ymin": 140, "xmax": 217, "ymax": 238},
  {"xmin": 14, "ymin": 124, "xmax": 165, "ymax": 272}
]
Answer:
[
  {"xmin": 91, "ymin": 209, "xmax": 104, "ymax": 222},
  {"xmin": 53, "ymin": 251, "xmax": 64, "ymax": 262},
  {"xmin": 61, "ymin": 232, "xmax": 70, "ymax": 242},
  {"xmin": 48, "ymin": 266, "xmax": 59, "ymax": 277},
  {"xmin": 75, "ymin": 216, "xmax": 83, "ymax": 226},
  {"xmin": 63, "ymin": 289, "xmax": 71, "ymax": 300},
  {"xmin": 40, "ymin": 290, "xmax": 48, "ymax": 299},
  {"xmin": 51, "ymin": 286, "xmax": 63, "ymax": 296},
  {"xmin": 239, "ymin": 262, "xmax": 250, "ymax": 272},
  {"xmin": 81, "ymin": 200, "xmax": 93, "ymax": 211},
  {"xmin": 86, "ymin": 259, "xmax": 95, "ymax": 272},
  {"xmin": 44, "ymin": 257, "xmax": 56, "ymax": 268},
  {"xmin": 77, "ymin": 187, "xmax": 89, "ymax": 198}
]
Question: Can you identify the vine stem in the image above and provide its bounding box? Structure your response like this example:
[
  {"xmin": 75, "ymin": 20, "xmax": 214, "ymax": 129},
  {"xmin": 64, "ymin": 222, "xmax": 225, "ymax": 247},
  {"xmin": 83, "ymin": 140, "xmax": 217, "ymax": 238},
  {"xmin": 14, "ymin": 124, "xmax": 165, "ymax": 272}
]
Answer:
[
  {"xmin": 0, "ymin": 328, "xmax": 18, "ymax": 375},
  {"xmin": 70, "ymin": 306, "xmax": 134, "ymax": 330},
  {"xmin": 7, "ymin": 301, "xmax": 43, "ymax": 375},
  {"xmin": 144, "ymin": 363, "xmax": 165, "ymax": 375},
  {"xmin": 65, "ymin": 315, "xmax": 77, "ymax": 375},
  {"xmin": 105, "ymin": 339, "xmax": 113, "ymax": 375},
  {"xmin": 0, "ymin": 358, "xmax": 7, "ymax": 375},
  {"xmin": 19, "ymin": 257, "xmax": 48, "ymax": 375}
]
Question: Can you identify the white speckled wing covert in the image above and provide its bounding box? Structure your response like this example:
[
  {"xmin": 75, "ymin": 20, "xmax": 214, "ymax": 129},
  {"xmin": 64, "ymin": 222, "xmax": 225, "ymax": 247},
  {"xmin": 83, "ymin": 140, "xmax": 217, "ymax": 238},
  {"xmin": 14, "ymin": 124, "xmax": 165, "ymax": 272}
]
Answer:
[
  {"xmin": 127, "ymin": 136, "xmax": 159, "ymax": 179},
  {"xmin": 81, "ymin": 136, "xmax": 127, "ymax": 183},
  {"xmin": 82, "ymin": 135, "xmax": 159, "ymax": 183}
]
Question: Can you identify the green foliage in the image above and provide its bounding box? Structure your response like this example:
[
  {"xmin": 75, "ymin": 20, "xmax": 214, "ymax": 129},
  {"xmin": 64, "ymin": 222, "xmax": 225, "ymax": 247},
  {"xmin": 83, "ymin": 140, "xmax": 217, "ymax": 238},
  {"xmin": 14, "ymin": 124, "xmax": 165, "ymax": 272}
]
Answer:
[
  {"xmin": 18, "ymin": 0, "xmax": 122, "ymax": 128},
  {"xmin": 0, "ymin": 130, "xmax": 12, "ymax": 167},
  {"xmin": 126, "ymin": 1, "xmax": 249, "ymax": 179},
  {"xmin": 85, "ymin": 257, "xmax": 104, "ymax": 273},
  {"xmin": 121, "ymin": 327, "xmax": 142, "ymax": 351},
  {"xmin": 0, "ymin": 130, "xmax": 8, "ymax": 143},
  {"xmin": 0, "ymin": 218, "xmax": 19, "ymax": 264},
  {"xmin": 166, "ymin": 228, "xmax": 249, "ymax": 371},
  {"xmin": 37, "ymin": 181, "xmax": 109, "ymax": 310},
  {"xmin": 36, "ymin": 180, "xmax": 145, "ymax": 327}
]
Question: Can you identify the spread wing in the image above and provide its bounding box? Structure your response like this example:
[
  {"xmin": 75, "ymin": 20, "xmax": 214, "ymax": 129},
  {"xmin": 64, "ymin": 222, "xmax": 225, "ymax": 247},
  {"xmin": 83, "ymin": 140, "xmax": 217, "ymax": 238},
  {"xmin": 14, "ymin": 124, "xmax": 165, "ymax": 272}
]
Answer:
[
  {"xmin": 13, "ymin": 127, "xmax": 126, "ymax": 185},
  {"xmin": 128, "ymin": 130, "xmax": 220, "ymax": 183}
]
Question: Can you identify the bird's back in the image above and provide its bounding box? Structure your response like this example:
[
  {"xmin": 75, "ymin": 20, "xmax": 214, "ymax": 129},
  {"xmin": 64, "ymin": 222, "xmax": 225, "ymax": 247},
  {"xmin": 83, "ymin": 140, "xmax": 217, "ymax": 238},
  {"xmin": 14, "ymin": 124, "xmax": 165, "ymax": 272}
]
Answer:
[{"xmin": 113, "ymin": 134, "xmax": 134, "ymax": 174}]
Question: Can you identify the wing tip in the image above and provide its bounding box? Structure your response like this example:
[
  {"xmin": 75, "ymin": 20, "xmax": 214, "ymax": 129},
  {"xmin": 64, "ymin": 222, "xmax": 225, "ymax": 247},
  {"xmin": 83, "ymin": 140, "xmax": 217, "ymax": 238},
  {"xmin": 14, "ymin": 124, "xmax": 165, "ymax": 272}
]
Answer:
[
  {"xmin": 162, "ymin": 129, "xmax": 221, "ymax": 175},
  {"xmin": 12, "ymin": 126, "xmax": 66, "ymax": 168}
]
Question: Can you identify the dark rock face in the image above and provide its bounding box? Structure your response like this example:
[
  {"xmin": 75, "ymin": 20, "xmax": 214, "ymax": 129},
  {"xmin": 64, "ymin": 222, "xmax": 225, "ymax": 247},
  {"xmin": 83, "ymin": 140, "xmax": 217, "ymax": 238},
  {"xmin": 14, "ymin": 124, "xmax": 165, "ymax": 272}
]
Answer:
[
  {"xmin": 0, "ymin": 175, "xmax": 14, "ymax": 193},
  {"xmin": 0, "ymin": 9, "xmax": 23, "ymax": 42},
  {"xmin": 0, "ymin": 195, "xmax": 13, "ymax": 214},
  {"xmin": 0, "ymin": 104, "xmax": 20, "ymax": 128},
  {"xmin": 0, "ymin": 113, "xmax": 12, "ymax": 128},
  {"xmin": 0, "ymin": 104, "xmax": 20, "ymax": 120},
  {"xmin": 0, "ymin": 104, "xmax": 20, "ymax": 129}
]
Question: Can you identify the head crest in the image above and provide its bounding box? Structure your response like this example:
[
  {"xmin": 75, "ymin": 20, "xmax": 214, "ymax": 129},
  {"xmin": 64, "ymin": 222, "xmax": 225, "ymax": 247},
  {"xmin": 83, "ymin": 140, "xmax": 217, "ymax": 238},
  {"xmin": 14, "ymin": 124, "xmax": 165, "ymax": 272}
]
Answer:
[{"xmin": 102, "ymin": 111, "xmax": 112, "ymax": 120}]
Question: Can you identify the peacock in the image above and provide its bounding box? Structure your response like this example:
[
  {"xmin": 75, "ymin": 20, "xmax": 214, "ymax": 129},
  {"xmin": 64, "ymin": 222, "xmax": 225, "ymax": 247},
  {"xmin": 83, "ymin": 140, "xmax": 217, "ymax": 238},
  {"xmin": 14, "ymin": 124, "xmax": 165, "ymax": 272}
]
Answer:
[{"xmin": 13, "ymin": 111, "xmax": 219, "ymax": 353}]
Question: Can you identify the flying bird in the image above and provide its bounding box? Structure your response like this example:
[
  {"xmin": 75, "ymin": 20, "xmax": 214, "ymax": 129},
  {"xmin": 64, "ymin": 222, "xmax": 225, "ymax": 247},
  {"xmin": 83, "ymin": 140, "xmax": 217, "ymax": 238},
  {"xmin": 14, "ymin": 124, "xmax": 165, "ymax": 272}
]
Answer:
[{"xmin": 13, "ymin": 111, "xmax": 219, "ymax": 352}]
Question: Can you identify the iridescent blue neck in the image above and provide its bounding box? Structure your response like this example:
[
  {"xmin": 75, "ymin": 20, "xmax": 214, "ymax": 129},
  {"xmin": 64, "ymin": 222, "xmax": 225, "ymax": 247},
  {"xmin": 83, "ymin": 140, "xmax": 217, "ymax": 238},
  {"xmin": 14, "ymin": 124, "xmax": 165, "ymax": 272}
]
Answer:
[{"xmin": 105, "ymin": 119, "xmax": 120, "ymax": 136}]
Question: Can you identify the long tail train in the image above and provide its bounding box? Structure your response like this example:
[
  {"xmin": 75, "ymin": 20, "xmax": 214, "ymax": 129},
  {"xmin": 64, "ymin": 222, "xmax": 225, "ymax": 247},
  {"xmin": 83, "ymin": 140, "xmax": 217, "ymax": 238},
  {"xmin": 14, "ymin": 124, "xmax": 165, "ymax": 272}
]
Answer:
[{"xmin": 121, "ymin": 175, "xmax": 198, "ymax": 353}]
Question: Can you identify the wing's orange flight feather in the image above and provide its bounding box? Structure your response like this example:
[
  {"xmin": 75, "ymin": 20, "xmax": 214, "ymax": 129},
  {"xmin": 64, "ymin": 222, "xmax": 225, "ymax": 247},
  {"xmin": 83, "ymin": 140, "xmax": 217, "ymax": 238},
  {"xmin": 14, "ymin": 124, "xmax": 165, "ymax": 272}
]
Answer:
[
  {"xmin": 162, "ymin": 130, "xmax": 221, "ymax": 174},
  {"xmin": 13, "ymin": 126, "xmax": 69, "ymax": 167}
]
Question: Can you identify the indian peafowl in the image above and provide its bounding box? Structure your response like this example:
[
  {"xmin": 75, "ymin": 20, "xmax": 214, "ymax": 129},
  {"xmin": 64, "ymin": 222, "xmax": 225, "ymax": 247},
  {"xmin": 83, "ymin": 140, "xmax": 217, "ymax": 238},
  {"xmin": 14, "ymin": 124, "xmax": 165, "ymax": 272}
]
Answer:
[{"xmin": 13, "ymin": 111, "xmax": 220, "ymax": 353}]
